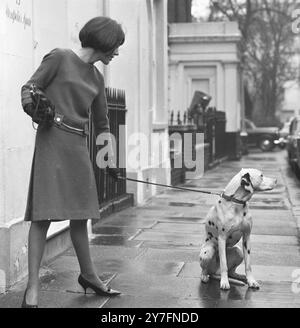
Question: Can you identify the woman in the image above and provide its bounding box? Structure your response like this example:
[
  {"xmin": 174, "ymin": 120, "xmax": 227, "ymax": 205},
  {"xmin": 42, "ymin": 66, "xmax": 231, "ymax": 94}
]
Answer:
[{"xmin": 20, "ymin": 16, "xmax": 125, "ymax": 308}]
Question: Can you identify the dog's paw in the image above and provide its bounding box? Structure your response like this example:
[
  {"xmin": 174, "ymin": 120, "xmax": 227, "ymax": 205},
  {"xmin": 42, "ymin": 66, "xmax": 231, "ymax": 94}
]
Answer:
[
  {"xmin": 220, "ymin": 278, "xmax": 230, "ymax": 290},
  {"xmin": 201, "ymin": 274, "xmax": 210, "ymax": 283},
  {"xmin": 247, "ymin": 277, "xmax": 260, "ymax": 289}
]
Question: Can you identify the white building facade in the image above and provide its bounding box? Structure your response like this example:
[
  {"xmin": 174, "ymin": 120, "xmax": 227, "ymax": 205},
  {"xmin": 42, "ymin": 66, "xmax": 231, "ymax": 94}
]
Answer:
[{"xmin": 168, "ymin": 22, "xmax": 243, "ymax": 157}]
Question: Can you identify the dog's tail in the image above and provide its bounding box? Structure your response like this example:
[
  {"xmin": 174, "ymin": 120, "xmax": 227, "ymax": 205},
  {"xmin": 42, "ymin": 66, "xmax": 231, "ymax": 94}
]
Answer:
[{"xmin": 210, "ymin": 274, "xmax": 246, "ymax": 286}]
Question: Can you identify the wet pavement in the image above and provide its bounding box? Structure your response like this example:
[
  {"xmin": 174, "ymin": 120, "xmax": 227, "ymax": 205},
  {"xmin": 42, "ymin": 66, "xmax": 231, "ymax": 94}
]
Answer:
[{"xmin": 1, "ymin": 148, "xmax": 300, "ymax": 308}]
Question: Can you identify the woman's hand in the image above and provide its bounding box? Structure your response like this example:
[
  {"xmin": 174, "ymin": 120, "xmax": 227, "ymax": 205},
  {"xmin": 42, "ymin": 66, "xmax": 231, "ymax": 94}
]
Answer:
[
  {"xmin": 106, "ymin": 167, "xmax": 121, "ymax": 180},
  {"xmin": 23, "ymin": 103, "xmax": 42, "ymax": 124},
  {"xmin": 103, "ymin": 156, "xmax": 122, "ymax": 180}
]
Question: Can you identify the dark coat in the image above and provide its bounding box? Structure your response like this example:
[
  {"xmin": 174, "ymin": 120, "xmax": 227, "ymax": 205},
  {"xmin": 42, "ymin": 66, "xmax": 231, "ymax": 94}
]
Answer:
[{"xmin": 22, "ymin": 48, "xmax": 110, "ymax": 221}]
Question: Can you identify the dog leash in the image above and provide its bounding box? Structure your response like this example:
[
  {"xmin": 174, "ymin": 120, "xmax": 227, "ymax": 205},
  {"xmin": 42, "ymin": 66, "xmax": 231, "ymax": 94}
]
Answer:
[
  {"xmin": 117, "ymin": 176, "xmax": 221, "ymax": 196},
  {"xmin": 117, "ymin": 176, "xmax": 247, "ymax": 206}
]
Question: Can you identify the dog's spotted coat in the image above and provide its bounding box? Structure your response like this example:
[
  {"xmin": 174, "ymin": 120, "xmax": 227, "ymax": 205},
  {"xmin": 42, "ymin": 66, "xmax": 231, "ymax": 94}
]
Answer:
[{"xmin": 199, "ymin": 168, "xmax": 277, "ymax": 290}]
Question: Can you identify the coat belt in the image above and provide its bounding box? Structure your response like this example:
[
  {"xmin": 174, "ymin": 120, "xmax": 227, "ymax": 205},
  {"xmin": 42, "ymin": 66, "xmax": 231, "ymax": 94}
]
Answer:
[{"xmin": 53, "ymin": 113, "xmax": 89, "ymax": 137}]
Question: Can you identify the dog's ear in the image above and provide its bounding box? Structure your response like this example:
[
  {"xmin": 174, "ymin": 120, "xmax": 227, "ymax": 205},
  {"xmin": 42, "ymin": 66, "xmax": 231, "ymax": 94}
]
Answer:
[
  {"xmin": 241, "ymin": 173, "xmax": 251, "ymax": 185},
  {"xmin": 241, "ymin": 173, "xmax": 253, "ymax": 193}
]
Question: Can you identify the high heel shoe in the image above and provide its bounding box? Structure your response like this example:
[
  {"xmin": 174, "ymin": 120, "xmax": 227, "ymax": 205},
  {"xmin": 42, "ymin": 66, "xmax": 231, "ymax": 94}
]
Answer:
[
  {"xmin": 78, "ymin": 274, "xmax": 121, "ymax": 296},
  {"xmin": 21, "ymin": 289, "xmax": 38, "ymax": 308}
]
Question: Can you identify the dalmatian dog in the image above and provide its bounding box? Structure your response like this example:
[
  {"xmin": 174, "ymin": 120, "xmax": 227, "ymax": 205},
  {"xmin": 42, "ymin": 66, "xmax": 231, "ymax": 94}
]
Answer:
[{"xmin": 199, "ymin": 168, "xmax": 277, "ymax": 290}]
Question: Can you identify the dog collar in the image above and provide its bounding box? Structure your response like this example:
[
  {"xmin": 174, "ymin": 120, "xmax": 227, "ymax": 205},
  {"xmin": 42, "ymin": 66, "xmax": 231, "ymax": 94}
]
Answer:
[{"xmin": 221, "ymin": 193, "xmax": 247, "ymax": 207}]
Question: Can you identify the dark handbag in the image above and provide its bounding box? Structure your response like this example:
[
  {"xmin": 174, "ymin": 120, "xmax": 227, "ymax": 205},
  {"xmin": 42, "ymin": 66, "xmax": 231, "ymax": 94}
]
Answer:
[{"xmin": 24, "ymin": 84, "xmax": 55, "ymax": 127}]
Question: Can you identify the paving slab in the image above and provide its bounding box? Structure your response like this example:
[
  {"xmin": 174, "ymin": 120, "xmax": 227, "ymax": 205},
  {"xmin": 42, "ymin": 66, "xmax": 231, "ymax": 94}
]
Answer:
[
  {"xmin": 251, "ymin": 225, "xmax": 297, "ymax": 236},
  {"xmin": 134, "ymin": 230, "xmax": 204, "ymax": 246},
  {"xmin": 101, "ymin": 217, "xmax": 158, "ymax": 229},
  {"xmin": 142, "ymin": 248, "xmax": 200, "ymax": 263},
  {"xmin": 105, "ymin": 273, "xmax": 202, "ymax": 299},
  {"xmin": 247, "ymin": 245, "xmax": 300, "ymax": 266},
  {"xmin": 156, "ymin": 217, "xmax": 206, "ymax": 224},
  {"xmin": 249, "ymin": 234, "xmax": 298, "ymax": 245},
  {"xmin": 89, "ymin": 235, "xmax": 143, "ymax": 247},
  {"xmin": 150, "ymin": 222, "xmax": 204, "ymax": 234},
  {"xmin": 91, "ymin": 226, "xmax": 141, "ymax": 236},
  {"xmin": 140, "ymin": 241, "xmax": 200, "ymax": 251},
  {"xmin": 64, "ymin": 245, "xmax": 146, "ymax": 260}
]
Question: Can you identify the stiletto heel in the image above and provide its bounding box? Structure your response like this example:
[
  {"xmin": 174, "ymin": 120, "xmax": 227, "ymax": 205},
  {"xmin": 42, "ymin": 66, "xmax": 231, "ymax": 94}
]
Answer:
[
  {"xmin": 78, "ymin": 274, "xmax": 121, "ymax": 296},
  {"xmin": 21, "ymin": 289, "xmax": 38, "ymax": 308},
  {"xmin": 82, "ymin": 286, "xmax": 87, "ymax": 294}
]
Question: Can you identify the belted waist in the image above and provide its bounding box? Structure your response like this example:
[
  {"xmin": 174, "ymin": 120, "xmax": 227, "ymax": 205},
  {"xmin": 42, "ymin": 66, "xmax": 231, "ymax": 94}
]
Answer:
[{"xmin": 53, "ymin": 113, "xmax": 89, "ymax": 137}]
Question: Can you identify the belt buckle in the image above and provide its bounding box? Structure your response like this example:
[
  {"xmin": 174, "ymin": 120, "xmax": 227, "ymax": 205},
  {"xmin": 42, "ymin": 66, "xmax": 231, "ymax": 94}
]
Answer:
[{"xmin": 54, "ymin": 113, "xmax": 64, "ymax": 126}]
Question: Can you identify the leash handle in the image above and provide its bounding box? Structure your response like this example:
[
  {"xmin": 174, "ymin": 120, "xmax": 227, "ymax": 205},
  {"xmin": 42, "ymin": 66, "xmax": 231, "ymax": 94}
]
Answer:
[{"xmin": 118, "ymin": 176, "xmax": 220, "ymax": 196}]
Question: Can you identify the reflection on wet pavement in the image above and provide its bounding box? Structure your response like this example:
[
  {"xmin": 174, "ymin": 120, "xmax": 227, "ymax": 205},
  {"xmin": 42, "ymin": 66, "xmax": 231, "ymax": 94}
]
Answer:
[
  {"xmin": 168, "ymin": 202, "xmax": 197, "ymax": 207},
  {"xmin": 90, "ymin": 235, "xmax": 143, "ymax": 247},
  {"xmin": 92, "ymin": 226, "xmax": 140, "ymax": 236},
  {"xmin": 198, "ymin": 279, "xmax": 249, "ymax": 302}
]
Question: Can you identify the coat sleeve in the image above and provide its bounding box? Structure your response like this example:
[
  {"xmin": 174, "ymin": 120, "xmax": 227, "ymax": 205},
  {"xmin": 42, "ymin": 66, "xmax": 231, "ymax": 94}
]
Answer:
[
  {"xmin": 91, "ymin": 74, "xmax": 115, "ymax": 157},
  {"xmin": 21, "ymin": 48, "xmax": 62, "ymax": 108},
  {"xmin": 91, "ymin": 74, "xmax": 111, "ymax": 137}
]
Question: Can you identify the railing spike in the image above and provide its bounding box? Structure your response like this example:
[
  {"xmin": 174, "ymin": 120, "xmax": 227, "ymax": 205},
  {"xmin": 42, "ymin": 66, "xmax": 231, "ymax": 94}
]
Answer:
[
  {"xmin": 177, "ymin": 111, "xmax": 181, "ymax": 125},
  {"xmin": 170, "ymin": 110, "xmax": 174, "ymax": 126}
]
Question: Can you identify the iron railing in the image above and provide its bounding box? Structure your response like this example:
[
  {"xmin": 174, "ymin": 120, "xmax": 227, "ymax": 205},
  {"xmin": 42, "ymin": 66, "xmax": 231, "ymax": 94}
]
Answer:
[
  {"xmin": 169, "ymin": 107, "xmax": 227, "ymax": 173},
  {"xmin": 169, "ymin": 110, "xmax": 197, "ymax": 185},
  {"xmin": 88, "ymin": 88, "xmax": 127, "ymax": 206},
  {"xmin": 203, "ymin": 108, "xmax": 227, "ymax": 162}
]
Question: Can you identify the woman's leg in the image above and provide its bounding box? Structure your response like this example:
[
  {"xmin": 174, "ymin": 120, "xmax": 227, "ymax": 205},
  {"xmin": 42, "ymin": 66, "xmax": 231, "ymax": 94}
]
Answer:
[
  {"xmin": 69, "ymin": 220, "xmax": 107, "ymax": 289},
  {"xmin": 25, "ymin": 220, "xmax": 51, "ymax": 305}
]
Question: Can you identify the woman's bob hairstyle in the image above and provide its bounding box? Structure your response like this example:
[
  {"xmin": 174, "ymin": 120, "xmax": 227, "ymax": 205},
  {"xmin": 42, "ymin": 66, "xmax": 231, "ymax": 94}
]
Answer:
[{"xmin": 79, "ymin": 16, "xmax": 125, "ymax": 53}]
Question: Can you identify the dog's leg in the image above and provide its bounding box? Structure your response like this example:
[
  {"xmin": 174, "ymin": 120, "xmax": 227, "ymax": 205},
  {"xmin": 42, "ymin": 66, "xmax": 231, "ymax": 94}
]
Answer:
[
  {"xmin": 218, "ymin": 236, "xmax": 230, "ymax": 290},
  {"xmin": 199, "ymin": 242, "xmax": 217, "ymax": 283},
  {"xmin": 227, "ymin": 246, "xmax": 247, "ymax": 282},
  {"xmin": 242, "ymin": 233, "xmax": 260, "ymax": 289},
  {"xmin": 211, "ymin": 247, "xmax": 246, "ymax": 285},
  {"xmin": 215, "ymin": 203, "xmax": 230, "ymax": 290}
]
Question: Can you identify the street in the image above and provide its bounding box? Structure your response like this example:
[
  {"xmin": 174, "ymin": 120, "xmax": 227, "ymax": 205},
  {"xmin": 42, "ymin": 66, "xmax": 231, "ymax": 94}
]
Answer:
[{"xmin": 1, "ymin": 147, "xmax": 300, "ymax": 308}]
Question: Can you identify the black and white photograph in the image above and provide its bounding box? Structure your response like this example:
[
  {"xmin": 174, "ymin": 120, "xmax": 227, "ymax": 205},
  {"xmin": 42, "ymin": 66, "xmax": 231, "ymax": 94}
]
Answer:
[{"xmin": 0, "ymin": 0, "xmax": 300, "ymax": 313}]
